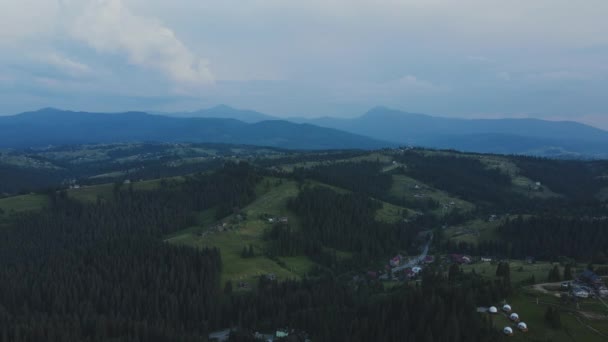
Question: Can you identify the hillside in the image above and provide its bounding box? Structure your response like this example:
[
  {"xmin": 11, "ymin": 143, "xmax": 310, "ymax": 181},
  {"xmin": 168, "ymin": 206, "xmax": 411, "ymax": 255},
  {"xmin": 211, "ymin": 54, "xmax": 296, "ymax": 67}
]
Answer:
[
  {"xmin": 0, "ymin": 108, "xmax": 390, "ymax": 150},
  {"xmin": 2, "ymin": 144, "xmax": 608, "ymax": 341}
]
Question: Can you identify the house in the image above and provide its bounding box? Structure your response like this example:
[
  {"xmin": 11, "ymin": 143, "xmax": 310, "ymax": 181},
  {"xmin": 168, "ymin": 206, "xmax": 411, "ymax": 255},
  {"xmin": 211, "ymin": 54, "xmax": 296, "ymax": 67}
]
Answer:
[
  {"xmin": 412, "ymin": 266, "xmax": 422, "ymax": 274},
  {"xmin": 389, "ymin": 255, "xmax": 403, "ymax": 267},
  {"xmin": 423, "ymin": 255, "xmax": 434, "ymax": 264},
  {"xmin": 450, "ymin": 254, "xmax": 472, "ymax": 264},
  {"xmin": 265, "ymin": 273, "xmax": 277, "ymax": 281},
  {"xmin": 276, "ymin": 330, "xmax": 289, "ymax": 339},
  {"xmin": 278, "ymin": 217, "xmax": 289, "ymax": 224},
  {"xmin": 404, "ymin": 268, "xmax": 416, "ymax": 278},
  {"xmin": 579, "ymin": 270, "xmax": 604, "ymax": 290},
  {"xmin": 572, "ymin": 287, "xmax": 590, "ymax": 298},
  {"xmin": 481, "ymin": 257, "xmax": 493, "ymax": 263},
  {"xmin": 488, "ymin": 214, "xmax": 497, "ymax": 222}
]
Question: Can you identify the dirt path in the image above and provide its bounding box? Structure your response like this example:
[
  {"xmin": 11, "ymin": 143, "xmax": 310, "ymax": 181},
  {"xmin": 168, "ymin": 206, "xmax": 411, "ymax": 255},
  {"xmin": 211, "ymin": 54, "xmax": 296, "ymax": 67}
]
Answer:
[{"xmin": 529, "ymin": 281, "xmax": 563, "ymax": 296}]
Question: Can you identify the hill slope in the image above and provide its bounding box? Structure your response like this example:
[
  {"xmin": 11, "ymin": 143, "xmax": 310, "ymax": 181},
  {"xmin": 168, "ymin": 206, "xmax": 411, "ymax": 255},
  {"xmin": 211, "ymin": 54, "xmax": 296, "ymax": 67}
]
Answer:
[{"xmin": 0, "ymin": 108, "xmax": 390, "ymax": 150}]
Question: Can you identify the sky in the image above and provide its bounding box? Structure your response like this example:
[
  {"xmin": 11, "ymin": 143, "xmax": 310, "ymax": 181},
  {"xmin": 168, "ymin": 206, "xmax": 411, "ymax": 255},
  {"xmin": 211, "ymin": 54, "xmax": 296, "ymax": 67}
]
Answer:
[{"xmin": 1, "ymin": 0, "xmax": 607, "ymax": 128}]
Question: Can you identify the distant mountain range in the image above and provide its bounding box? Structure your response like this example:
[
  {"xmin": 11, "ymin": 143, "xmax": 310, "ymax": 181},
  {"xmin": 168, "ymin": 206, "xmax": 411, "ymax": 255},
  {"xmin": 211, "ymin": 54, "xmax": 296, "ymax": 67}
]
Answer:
[
  {"xmin": 291, "ymin": 107, "xmax": 608, "ymax": 158},
  {"xmin": 2, "ymin": 106, "xmax": 608, "ymax": 157},
  {"xmin": 0, "ymin": 108, "xmax": 388, "ymax": 150},
  {"xmin": 165, "ymin": 104, "xmax": 277, "ymax": 123}
]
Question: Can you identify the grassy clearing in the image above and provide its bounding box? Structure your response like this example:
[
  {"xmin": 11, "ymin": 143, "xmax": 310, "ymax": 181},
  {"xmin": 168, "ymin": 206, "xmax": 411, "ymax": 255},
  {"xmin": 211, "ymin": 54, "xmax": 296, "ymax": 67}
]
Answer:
[
  {"xmin": 68, "ymin": 179, "xmax": 163, "ymax": 203},
  {"xmin": 470, "ymin": 260, "xmax": 608, "ymax": 341},
  {"xmin": 479, "ymin": 156, "xmax": 561, "ymax": 199},
  {"xmin": 168, "ymin": 178, "xmax": 315, "ymax": 286},
  {"xmin": 501, "ymin": 292, "xmax": 608, "ymax": 342},
  {"xmin": 462, "ymin": 260, "xmax": 559, "ymax": 286},
  {"xmin": 375, "ymin": 201, "xmax": 410, "ymax": 223},
  {"xmin": 68, "ymin": 184, "xmax": 114, "ymax": 203},
  {"xmin": 390, "ymin": 174, "xmax": 475, "ymax": 215},
  {"xmin": 445, "ymin": 219, "xmax": 502, "ymax": 244},
  {"xmin": 0, "ymin": 194, "xmax": 49, "ymax": 214}
]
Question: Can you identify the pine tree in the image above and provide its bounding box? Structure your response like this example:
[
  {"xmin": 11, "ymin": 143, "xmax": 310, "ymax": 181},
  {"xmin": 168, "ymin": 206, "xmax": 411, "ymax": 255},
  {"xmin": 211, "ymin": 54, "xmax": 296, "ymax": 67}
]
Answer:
[
  {"xmin": 547, "ymin": 265, "xmax": 561, "ymax": 282},
  {"xmin": 563, "ymin": 264, "xmax": 573, "ymax": 280}
]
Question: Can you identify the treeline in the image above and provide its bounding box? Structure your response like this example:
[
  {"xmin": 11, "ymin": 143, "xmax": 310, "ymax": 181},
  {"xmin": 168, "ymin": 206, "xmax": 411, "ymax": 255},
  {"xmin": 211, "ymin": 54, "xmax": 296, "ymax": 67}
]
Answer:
[
  {"xmin": 514, "ymin": 156, "xmax": 608, "ymax": 200},
  {"xmin": 0, "ymin": 163, "xmax": 258, "ymax": 341},
  {"xmin": 446, "ymin": 216, "xmax": 608, "ymax": 261},
  {"xmin": 222, "ymin": 274, "xmax": 501, "ymax": 342},
  {"xmin": 285, "ymin": 187, "xmax": 419, "ymax": 258},
  {"xmin": 293, "ymin": 161, "xmax": 393, "ymax": 199},
  {"xmin": 293, "ymin": 161, "xmax": 468, "ymax": 226},
  {"xmin": 498, "ymin": 216, "xmax": 608, "ymax": 261},
  {"xmin": 394, "ymin": 152, "xmax": 514, "ymax": 208},
  {"xmin": 254, "ymin": 150, "xmax": 367, "ymax": 169}
]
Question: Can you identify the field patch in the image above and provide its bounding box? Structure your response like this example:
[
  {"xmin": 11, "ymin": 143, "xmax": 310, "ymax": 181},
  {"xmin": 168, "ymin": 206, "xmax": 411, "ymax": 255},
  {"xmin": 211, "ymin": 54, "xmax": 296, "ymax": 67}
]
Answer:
[
  {"xmin": 168, "ymin": 178, "xmax": 315, "ymax": 286},
  {"xmin": 390, "ymin": 174, "xmax": 475, "ymax": 215},
  {"xmin": 0, "ymin": 194, "xmax": 49, "ymax": 215}
]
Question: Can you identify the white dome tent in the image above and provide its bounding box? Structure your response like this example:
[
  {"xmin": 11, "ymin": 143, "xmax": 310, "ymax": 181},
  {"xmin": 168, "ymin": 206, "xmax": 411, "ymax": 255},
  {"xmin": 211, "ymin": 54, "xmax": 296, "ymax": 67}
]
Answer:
[
  {"xmin": 502, "ymin": 304, "xmax": 512, "ymax": 312},
  {"xmin": 503, "ymin": 327, "xmax": 513, "ymax": 336},
  {"xmin": 510, "ymin": 313, "xmax": 520, "ymax": 322},
  {"xmin": 517, "ymin": 322, "xmax": 528, "ymax": 332},
  {"xmin": 489, "ymin": 306, "xmax": 498, "ymax": 314}
]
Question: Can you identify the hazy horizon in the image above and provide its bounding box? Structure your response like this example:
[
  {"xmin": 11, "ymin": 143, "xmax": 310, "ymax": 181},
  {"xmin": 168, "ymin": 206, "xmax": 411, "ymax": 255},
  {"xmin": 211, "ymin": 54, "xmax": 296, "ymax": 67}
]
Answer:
[{"xmin": 2, "ymin": 1, "xmax": 608, "ymax": 129}]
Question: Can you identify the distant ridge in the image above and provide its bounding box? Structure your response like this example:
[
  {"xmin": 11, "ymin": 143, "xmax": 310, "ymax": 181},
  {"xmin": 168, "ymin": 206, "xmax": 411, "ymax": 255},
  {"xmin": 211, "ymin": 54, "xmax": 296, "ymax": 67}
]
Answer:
[
  {"xmin": 0, "ymin": 108, "xmax": 390, "ymax": 150},
  {"xmin": 168, "ymin": 104, "xmax": 277, "ymax": 123},
  {"xmin": 292, "ymin": 107, "xmax": 608, "ymax": 158}
]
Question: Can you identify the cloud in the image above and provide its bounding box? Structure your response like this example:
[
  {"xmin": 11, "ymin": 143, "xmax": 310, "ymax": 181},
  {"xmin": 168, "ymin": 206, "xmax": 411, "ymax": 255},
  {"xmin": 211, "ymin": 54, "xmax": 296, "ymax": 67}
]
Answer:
[
  {"xmin": 69, "ymin": 0, "xmax": 213, "ymax": 86},
  {"xmin": 393, "ymin": 75, "xmax": 443, "ymax": 91},
  {"xmin": 527, "ymin": 71, "xmax": 591, "ymax": 81},
  {"xmin": 43, "ymin": 53, "xmax": 92, "ymax": 77}
]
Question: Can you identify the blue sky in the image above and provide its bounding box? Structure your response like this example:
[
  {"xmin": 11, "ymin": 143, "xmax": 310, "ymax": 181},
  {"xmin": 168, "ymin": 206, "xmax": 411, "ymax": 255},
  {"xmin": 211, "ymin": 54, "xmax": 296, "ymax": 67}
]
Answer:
[{"xmin": 1, "ymin": 0, "xmax": 607, "ymax": 128}]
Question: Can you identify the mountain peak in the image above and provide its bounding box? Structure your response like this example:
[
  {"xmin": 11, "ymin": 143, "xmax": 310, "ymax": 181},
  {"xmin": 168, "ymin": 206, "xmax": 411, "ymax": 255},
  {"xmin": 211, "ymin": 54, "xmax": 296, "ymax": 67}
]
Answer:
[{"xmin": 207, "ymin": 104, "xmax": 236, "ymax": 111}]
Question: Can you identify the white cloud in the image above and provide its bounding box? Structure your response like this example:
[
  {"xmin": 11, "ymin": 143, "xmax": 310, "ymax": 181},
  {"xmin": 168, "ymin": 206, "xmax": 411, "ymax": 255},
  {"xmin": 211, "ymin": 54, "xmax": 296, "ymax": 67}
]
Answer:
[
  {"xmin": 43, "ymin": 53, "xmax": 92, "ymax": 77},
  {"xmin": 69, "ymin": 0, "xmax": 213, "ymax": 86},
  {"xmin": 0, "ymin": 0, "xmax": 60, "ymax": 45}
]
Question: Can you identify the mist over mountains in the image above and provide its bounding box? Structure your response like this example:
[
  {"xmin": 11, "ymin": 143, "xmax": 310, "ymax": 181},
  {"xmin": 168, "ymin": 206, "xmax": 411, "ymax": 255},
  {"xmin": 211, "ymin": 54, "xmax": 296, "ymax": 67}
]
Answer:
[{"xmin": 2, "ymin": 106, "xmax": 608, "ymax": 158}]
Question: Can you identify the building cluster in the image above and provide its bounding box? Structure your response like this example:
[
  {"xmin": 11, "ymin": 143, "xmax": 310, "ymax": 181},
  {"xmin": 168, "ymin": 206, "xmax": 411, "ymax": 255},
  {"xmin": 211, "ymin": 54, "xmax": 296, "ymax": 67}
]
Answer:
[
  {"xmin": 570, "ymin": 270, "xmax": 608, "ymax": 298},
  {"xmin": 487, "ymin": 304, "xmax": 528, "ymax": 336},
  {"xmin": 449, "ymin": 254, "xmax": 472, "ymax": 264}
]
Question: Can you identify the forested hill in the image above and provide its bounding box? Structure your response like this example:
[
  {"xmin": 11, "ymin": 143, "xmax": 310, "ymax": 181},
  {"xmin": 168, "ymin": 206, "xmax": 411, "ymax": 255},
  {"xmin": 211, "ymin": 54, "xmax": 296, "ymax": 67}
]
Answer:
[
  {"xmin": 1, "ymin": 144, "xmax": 608, "ymax": 341},
  {"xmin": 0, "ymin": 108, "xmax": 390, "ymax": 150}
]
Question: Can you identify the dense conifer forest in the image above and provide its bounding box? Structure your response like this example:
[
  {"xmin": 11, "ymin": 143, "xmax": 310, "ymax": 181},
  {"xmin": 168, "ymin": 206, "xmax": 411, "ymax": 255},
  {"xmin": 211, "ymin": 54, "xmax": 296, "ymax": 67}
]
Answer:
[{"xmin": 2, "ymin": 144, "xmax": 608, "ymax": 341}]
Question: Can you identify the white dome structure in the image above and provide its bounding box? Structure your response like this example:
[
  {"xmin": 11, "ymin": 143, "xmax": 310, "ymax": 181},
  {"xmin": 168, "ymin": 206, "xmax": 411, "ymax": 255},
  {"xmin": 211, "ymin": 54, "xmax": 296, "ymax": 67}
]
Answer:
[
  {"xmin": 489, "ymin": 306, "xmax": 498, "ymax": 313},
  {"xmin": 517, "ymin": 322, "xmax": 528, "ymax": 332},
  {"xmin": 503, "ymin": 304, "xmax": 512, "ymax": 312},
  {"xmin": 510, "ymin": 313, "xmax": 520, "ymax": 322},
  {"xmin": 503, "ymin": 327, "xmax": 513, "ymax": 335}
]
